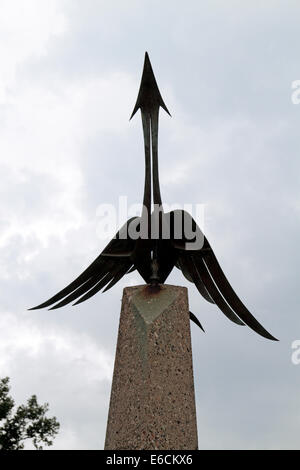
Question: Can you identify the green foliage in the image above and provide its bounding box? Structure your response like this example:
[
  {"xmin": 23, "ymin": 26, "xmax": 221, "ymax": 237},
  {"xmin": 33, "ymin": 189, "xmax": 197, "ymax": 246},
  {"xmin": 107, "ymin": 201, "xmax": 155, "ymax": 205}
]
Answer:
[{"xmin": 0, "ymin": 377, "xmax": 59, "ymax": 450}]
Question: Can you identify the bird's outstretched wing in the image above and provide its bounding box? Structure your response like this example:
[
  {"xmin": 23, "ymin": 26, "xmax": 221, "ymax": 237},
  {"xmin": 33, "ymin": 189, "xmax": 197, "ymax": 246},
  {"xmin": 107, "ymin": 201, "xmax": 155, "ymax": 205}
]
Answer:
[
  {"xmin": 29, "ymin": 218, "xmax": 139, "ymax": 310},
  {"xmin": 171, "ymin": 210, "xmax": 278, "ymax": 341}
]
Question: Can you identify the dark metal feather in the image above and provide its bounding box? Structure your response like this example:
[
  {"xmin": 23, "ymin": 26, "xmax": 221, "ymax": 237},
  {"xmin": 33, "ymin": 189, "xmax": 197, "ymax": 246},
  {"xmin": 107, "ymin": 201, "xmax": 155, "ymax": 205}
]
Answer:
[
  {"xmin": 73, "ymin": 273, "xmax": 114, "ymax": 306},
  {"xmin": 191, "ymin": 255, "xmax": 245, "ymax": 326},
  {"xmin": 102, "ymin": 263, "xmax": 133, "ymax": 293},
  {"xmin": 182, "ymin": 254, "xmax": 245, "ymax": 326},
  {"xmin": 177, "ymin": 254, "xmax": 214, "ymax": 304},
  {"xmin": 48, "ymin": 273, "xmax": 107, "ymax": 310},
  {"xmin": 189, "ymin": 311, "xmax": 205, "ymax": 332}
]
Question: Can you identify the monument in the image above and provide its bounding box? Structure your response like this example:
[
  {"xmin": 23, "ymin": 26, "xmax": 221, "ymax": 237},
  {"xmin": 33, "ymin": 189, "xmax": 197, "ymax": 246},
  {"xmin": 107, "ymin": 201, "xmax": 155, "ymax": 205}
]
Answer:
[{"xmin": 30, "ymin": 53, "xmax": 278, "ymax": 450}]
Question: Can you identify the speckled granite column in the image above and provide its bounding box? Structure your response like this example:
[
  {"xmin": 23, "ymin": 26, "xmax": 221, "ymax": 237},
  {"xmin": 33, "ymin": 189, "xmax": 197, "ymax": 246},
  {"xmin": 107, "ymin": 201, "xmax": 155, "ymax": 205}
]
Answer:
[{"xmin": 104, "ymin": 284, "xmax": 198, "ymax": 450}]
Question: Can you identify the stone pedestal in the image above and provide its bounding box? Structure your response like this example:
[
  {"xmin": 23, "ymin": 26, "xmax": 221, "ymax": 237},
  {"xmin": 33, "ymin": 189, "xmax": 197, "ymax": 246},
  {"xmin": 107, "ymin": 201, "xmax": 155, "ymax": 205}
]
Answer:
[{"xmin": 104, "ymin": 284, "xmax": 198, "ymax": 450}]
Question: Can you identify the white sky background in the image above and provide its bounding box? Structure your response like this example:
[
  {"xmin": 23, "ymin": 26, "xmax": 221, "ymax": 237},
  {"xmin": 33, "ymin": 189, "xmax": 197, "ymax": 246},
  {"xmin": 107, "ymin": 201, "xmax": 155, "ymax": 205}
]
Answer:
[{"xmin": 0, "ymin": 0, "xmax": 300, "ymax": 449}]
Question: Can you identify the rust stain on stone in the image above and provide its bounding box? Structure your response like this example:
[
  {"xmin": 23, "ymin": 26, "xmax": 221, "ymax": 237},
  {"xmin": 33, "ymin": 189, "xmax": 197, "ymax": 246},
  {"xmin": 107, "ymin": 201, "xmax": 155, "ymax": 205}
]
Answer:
[{"xmin": 141, "ymin": 284, "xmax": 162, "ymax": 297}]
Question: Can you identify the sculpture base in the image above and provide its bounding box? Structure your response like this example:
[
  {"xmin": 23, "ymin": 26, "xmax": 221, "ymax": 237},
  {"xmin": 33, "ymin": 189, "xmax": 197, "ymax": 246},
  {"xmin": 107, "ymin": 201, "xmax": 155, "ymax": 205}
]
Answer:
[{"xmin": 104, "ymin": 284, "xmax": 198, "ymax": 450}]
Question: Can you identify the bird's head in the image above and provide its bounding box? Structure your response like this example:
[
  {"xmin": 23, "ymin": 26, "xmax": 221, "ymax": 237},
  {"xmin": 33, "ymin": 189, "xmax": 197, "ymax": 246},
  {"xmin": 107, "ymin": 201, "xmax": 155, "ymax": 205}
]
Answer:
[{"xmin": 130, "ymin": 52, "xmax": 171, "ymax": 119}]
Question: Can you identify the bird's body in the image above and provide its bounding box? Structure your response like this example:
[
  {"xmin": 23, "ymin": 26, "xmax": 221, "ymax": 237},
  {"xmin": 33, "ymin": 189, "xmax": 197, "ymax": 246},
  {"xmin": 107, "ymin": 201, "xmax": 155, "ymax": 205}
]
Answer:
[{"xmin": 30, "ymin": 53, "xmax": 277, "ymax": 342}]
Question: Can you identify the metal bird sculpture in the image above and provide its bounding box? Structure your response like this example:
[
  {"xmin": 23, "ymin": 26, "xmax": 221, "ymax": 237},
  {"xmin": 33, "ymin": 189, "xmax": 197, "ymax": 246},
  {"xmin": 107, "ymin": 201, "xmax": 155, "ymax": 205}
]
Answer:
[{"xmin": 30, "ymin": 53, "xmax": 277, "ymax": 341}]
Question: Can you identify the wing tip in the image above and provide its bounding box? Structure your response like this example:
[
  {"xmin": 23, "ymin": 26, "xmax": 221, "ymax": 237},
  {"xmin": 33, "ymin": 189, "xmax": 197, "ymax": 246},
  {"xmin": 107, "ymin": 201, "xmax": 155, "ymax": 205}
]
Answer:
[
  {"xmin": 189, "ymin": 311, "xmax": 205, "ymax": 332},
  {"xmin": 264, "ymin": 332, "xmax": 279, "ymax": 342},
  {"xmin": 28, "ymin": 303, "xmax": 48, "ymax": 310}
]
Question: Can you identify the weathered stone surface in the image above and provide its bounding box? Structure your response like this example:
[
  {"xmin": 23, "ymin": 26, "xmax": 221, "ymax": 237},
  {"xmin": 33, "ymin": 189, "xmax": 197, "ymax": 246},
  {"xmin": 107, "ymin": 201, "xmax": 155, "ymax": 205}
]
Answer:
[{"xmin": 104, "ymin": 284, "xmax": 198, "ymax": 450}]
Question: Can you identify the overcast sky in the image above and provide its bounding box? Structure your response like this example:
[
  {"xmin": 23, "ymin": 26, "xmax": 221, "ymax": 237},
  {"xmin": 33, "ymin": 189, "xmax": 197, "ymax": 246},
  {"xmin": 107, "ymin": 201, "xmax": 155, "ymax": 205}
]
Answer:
[{"xmin": 0, "ymin": 0, "xmax": 300, "ymax": 449}]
